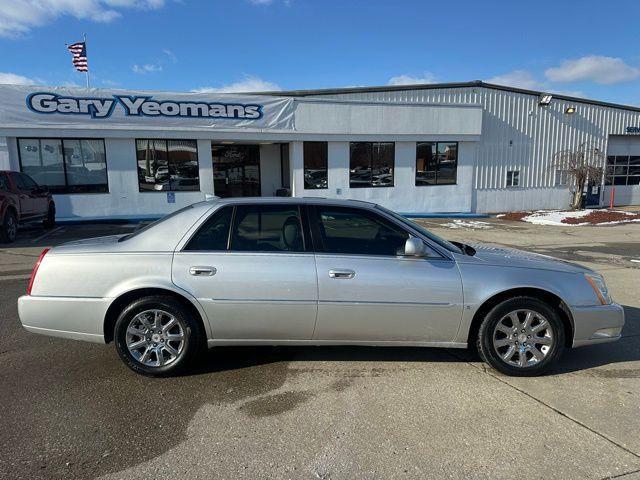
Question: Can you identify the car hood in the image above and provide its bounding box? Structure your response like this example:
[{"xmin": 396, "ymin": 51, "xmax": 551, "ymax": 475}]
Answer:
[{"xmin": 457, "ymin": 243, "xmax": 594, "ymax": 274}]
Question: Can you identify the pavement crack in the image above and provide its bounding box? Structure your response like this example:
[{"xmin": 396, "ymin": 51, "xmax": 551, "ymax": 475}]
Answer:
[
  {"xmin": 604, "ymin": 468, "xmax": 640, "ymax": 479},
  {"xmin": 447, "ymin": 350, "xmax": 640, "ymax": 462}
]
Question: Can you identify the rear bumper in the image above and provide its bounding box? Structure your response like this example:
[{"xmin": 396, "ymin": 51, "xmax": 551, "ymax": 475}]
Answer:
[
  {"xmin": 571, "ymin": 303, "xmax": 625, "ymax": 348},
  {"xmin": 18, "ymin": 295, "xmax": 108, "ymax": 344}
]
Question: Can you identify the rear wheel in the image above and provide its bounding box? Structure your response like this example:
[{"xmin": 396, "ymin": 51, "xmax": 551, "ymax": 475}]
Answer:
[
  {"xmin": 477, "ymin": 297, "xmax": 565, "ymax": 376},
  {"xmin": 43, "ymin": 203, "xmax": 56, "ymax": 228},
  {"xmin": 0, "ymin": 209, "xmax": 17, "ymax": 243},
  {"xmin": 114, "ymin": 295, "xmax": 202, "ymax": 376}
]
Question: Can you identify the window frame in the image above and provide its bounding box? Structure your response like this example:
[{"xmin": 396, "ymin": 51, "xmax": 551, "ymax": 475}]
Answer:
[
  {"xmin": 136, "ymin": 138, "xmax": 200, "ymax": 193},
  {"xmin": 349, "ymin": 142, "xmax": 395, "ymax": 189},
  {"xmin": 506, "ymin": 170, "xmax": 520, "ymax": 188},
  {"xmin": 303, "ymin": 141, "xmax": 328, "ymax": 190},
  {"xmin": 308, "ymin": 204, "xmax": 420, "ymax": 258},
  {"xmin": 224, "ymin": 203, "xmax": 312, "ymax": 254},
  {"xmin": 183, "ymin": 205, "xmax": 234, "ymax": 252},
  {"xmin": 17, "ymin": 137, "xmax": 109, "ymax": 194},
  {"xmin": 605, "ymin": 155, "xmax": 640, "ymax": 186},
  {"xmin": 415, "ymin": 141, "xmax": 459, "ymax": 186}
]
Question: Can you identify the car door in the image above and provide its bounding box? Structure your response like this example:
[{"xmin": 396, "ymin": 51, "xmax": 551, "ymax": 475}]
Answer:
[
  {"xmin": 9, "ymin": 172, "xmax": 36, "ymax": 217},
  {"xmin": 172, "ymin": 203, "xmax": 318, "ymax": 340},
  {"xmin": 310, "ymin": 205, "xmax": 463, "ymax": 343},
  {"xmin": 18, "ymin": 173, "xmax": 48, "ymax": 214}
]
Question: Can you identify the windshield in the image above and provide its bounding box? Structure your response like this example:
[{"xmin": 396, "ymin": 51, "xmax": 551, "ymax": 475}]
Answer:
[
  {"xmin": 376, "ymin": 206, "xmax": 463, "ymax": 254},
  {"xmin": 118, "ymin": 204, "xmax": 194, "ymax": 242}
]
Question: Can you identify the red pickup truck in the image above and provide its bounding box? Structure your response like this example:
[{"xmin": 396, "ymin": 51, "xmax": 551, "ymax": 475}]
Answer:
[{"xmin": 0, "ymin": 171, "xmax": 55, "ymax": 243}]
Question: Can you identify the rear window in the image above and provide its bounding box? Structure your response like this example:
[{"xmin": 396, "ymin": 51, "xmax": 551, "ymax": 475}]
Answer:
[
  {"xmin": 184, "ymin": 207, "xmax": 232, "ymax": 251},
  {"xmin": 0, "ymin": 174, "xmax": 7, "ymax": 191},
  {"xmin": 119, "ymin": 205, "xmax": 194, "ymax": 242}
]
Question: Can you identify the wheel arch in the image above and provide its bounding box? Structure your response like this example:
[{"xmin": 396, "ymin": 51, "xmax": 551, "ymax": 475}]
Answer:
[
  {"xmin": 103, "ymin": 287, "xmax": 209, "ymax": 344},
  {"xmin": 467, "ymin": 287, "xmax": 574, "ymax": 349}
]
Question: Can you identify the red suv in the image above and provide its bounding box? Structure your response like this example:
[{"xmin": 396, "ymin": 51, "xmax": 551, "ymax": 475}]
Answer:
[{"xmin": 0, "ymin": 171, "xmax": 56, "ymax": 243}]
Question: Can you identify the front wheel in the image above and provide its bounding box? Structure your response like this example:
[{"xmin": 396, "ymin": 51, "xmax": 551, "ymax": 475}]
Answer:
[
  {"xmin": 114, "ymin": 295, "xmax": 202, "ymax": 376},
  {"xmin": 477, "ymin": 297, "xmax": 565, "ymax": 376}
]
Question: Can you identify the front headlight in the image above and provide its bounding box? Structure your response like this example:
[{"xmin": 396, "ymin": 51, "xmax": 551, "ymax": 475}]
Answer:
[{"xmin": 584, "ymin": 273, "xmax": 612, "ymax": 305}]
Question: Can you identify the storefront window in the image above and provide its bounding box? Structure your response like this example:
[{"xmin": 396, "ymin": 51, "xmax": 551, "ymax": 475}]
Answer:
[
  {"xmin": 349, "ymin": 142, "xmax": 394, "ymax": 188},
  {"xmin": 303, "ymin": 141, "xmax": 328, "ymax": 189},
  {"xmin": 18, "ymin": 138, "xmax": 108, "ymax": 193},
  {"xmin": 416, "ymin": 142, "xmax": 458, "ymax": 185},
  {"xmin": 136, "ymin": 139, "xmax": 199, "ymax": 192}
]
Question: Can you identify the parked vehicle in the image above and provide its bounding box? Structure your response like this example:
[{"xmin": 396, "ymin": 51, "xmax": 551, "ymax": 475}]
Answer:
[
  {"xmin": 0, "ymin": 171, "xmax": 55, "ymax": 243},
  {"xmin": 18, "ymin": 198, "xmax": 623, "ymax": 377}
]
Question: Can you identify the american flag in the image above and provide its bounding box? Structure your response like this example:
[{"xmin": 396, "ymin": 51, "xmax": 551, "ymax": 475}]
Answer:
[{"xmin": 67, "ymin": 41, "xmax": 88, "ymax": 72}]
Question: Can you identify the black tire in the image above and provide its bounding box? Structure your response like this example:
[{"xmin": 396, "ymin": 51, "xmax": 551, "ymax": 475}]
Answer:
[
  {"xmin": 0, "ymin": 209, "xmax": 17, "ymax": 243},
  {"xmin": 114, "ymin": 295, "xmax": 203, "ymax": 377},
  {"xmin": 477, "ymin": 296, "xmax": 565, "ymax": 377},
  {"xmin": 43, "ymin": 203, "xmax": 56, "ymax": 228}
]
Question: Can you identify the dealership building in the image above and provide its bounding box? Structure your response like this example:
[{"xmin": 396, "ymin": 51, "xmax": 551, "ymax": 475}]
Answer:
[{"xmin": 0, "ymin": 81, "xmax": 639, "ymax": 220}]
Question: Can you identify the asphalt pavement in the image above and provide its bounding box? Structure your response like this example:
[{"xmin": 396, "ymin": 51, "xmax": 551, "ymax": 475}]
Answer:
[{"xmin": 0, "ymin": 219, "xmax": 639, "ymax": 480}]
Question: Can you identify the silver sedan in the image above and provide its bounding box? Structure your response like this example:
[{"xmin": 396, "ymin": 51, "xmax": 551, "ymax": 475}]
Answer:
[{"xmin": 18, "ymin": 198, "xmax": 624, "ymax": 376}]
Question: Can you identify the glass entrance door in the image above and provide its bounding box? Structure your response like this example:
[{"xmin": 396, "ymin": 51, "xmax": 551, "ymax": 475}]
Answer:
[{"xmin": 212, "ymin": 144, "xmax": 261, "ymax": 197}]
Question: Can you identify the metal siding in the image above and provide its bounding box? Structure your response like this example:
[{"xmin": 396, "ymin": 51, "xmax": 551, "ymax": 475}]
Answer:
[{"xmin": 310, "ymin": 87, "xmax": 640, "ymax": 197}]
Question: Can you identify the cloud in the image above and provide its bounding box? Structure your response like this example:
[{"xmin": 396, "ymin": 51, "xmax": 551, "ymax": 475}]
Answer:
[
  {"xmin": 388, "ymin": 73, "xmax": 437, "ymax": 86},
  {"xmin": 163, "ymin": 49, "xmax": 177, "ymax": 63},
  {"xmin": 0, "ymin": 71, "xmax": 40, "ymax": 85},
  {"xmin": 132, "ymin": 63, "xmax": 163, "ymax": 74},
  {"xmin": 193, "ymin": 76, "xmax": 281, "ymax": 93},
  {"xmin": 545, "ymin": 56, "xmax": 640, "ymax": 85},
  {"xmin": 486, "ymin": 70, "xmax": 541, "ymax": 90},
  {"xmin": 0, "ymin": 0, "xmax": 165, "ymax": 37}
]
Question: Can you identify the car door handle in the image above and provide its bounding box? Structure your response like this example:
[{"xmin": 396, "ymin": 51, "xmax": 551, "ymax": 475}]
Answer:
[
  {"xmin": 328, "ymin": 269, "xmax": 355, "ymax": 279},
  {"xmin": 189, "ymin": 266, "xmax": 216, "ymax": 276}
]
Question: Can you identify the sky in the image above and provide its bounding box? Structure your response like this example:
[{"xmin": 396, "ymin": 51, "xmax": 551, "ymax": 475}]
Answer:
[{"xmin": 0, "ymin": 0, "xmax": 639, "ymax": 106}]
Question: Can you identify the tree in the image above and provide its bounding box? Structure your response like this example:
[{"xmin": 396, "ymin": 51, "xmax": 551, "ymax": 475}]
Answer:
[{"xmin": 551, "ymin": 143, "xmax": 605, "ymax": 210}]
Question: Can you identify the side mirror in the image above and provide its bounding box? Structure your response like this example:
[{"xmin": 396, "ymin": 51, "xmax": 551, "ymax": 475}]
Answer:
[{"xmin": 404, "ymin": 237, "xmax": 426, "ymax": 257}]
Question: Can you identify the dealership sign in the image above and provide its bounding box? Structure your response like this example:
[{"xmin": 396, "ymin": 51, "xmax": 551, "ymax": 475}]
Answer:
[
  {"xmin": 0, "ymin": 85, "xmax": 296, "ymax": 130},
  {"xmin": 627, "ymin": 126, "xmax": 640, "ymax": 134},
  {"xmin": 27, "ymin": 92, "xmax": 263, "ymax": 120}
]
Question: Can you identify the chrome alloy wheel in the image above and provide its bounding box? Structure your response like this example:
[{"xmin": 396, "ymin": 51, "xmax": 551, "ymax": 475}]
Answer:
[
  {"xmin": 126, "ymin": 309, "xmax": 185, "ymax": 367},
  {"xmin": 492, "ymin": 309, "xmax": 554, "ymax": 368}
]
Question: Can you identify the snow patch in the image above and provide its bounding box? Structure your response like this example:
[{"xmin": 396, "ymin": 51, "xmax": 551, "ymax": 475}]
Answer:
[{"xmin": 442, "ymin": 220, "xmax": 493, "ymax": 229}]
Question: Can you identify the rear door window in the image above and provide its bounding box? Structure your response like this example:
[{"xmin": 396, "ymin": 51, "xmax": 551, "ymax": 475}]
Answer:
[{"xmin": 230, "ymin": 205, "xmax": 305, "ymax": 253}]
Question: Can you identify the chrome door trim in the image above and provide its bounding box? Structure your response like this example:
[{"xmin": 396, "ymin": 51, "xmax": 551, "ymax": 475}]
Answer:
[
  {"xmin": 328, "ymin": 269, "xmax": 356, "ymax": 279},
  {"xmin": 318, "ymin": 299, "xmax": 453, "ymax": 307}
]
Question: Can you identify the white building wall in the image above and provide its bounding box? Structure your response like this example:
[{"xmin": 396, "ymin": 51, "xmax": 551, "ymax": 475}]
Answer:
[
  {"xmin": 0, "ymin": 137, "xmax": 9, "ymax": 170},
  {"xmin": 291, "ymin": 141, "xmax": 474, "ymax": 213},
  {"xmin": 310, "ymin": 86, "xmax": 640, "ymax": 211}
]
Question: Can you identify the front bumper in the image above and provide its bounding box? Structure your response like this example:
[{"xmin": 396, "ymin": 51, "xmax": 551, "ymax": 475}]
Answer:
[
  {"xmin": 18, "ymin": 295, "xmax": 108, "ymax": 344},
  {"xmin": 571, "ymin": 303, "xmax": 625, "ymax": 348}
]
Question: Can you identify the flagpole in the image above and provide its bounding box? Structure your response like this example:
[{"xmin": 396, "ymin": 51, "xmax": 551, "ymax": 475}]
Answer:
[{"xmin": 84, "ymin": 32, "xmax": 91, "ymax": 90}]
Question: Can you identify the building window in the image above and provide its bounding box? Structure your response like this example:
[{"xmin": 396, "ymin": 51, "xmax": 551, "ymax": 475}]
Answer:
[
  {"xmin": 555, "ymin": 169, "xmax": 570, "ymax": 187},
  {"xmin": 506, "ymin": 170, "xmax": 520, "ymax": 188},
  {"xmin": 605, "ymin": 156, "xmax": 640, "ymax": 186},
  {"xmin": 303, "ymin": 141, "xmax": 328, "ymax": 189},
  {"xmin": 416, "ymin": 142, "xmax": 458, "ymax": 185},
  {"xmin": 18, "ymin": 138, "xmax": 108, "ymax": 193},
  {"xmin": 349, "ymin": 142, "xmax": 394, "ymax": 188},
  {"xmin": 136, "ymin": 139, "xmax": 199, "ymax": 192}
]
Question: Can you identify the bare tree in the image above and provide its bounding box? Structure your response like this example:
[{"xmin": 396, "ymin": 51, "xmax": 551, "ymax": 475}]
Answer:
[{"xmin": 550, "ymin": 143, "xmax": 605, "ymax": 210}]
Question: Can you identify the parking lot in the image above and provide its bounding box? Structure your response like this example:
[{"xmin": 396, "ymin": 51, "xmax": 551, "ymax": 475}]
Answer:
[{"xmin": 0, "ymin": 218, "xmax": 639, "ymax": 480}]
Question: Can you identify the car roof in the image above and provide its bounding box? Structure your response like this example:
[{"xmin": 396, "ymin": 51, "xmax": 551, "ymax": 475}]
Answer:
[{"xmin": 207, "ymin": 196, "xmax": 377, "ymax": 208}]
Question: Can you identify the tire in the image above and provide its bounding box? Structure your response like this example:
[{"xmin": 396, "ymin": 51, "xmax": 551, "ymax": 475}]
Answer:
[
  {"xmin": 477, "ymin": 296, "xmax": 565, "ymax": 376},
  {"xmin": 0, "ymin": 209, "xmax": 17, "ymax": 243},
  {"xmin": 43, "ymin": 203, "xmax": 56, "ymax": 228},
  {"xmin": 114, "ymin": 295, "xmax": 203, "ymax": 377}
]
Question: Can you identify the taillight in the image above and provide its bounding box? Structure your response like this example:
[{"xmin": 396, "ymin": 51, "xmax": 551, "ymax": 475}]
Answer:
[{"xmin": 27, "ymin": 248, "xmax": 50, "ymax": 296}]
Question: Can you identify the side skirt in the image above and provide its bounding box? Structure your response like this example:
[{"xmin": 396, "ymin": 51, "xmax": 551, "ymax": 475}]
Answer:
[{"xmin": 207, "ymin": 339, "xmax": 468, "ymax": 348}]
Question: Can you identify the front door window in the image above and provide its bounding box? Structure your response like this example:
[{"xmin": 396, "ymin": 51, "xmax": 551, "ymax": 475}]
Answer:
[{"xmin": 212, "ymin": 144, "xmax": 260, "ymax": 197}]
